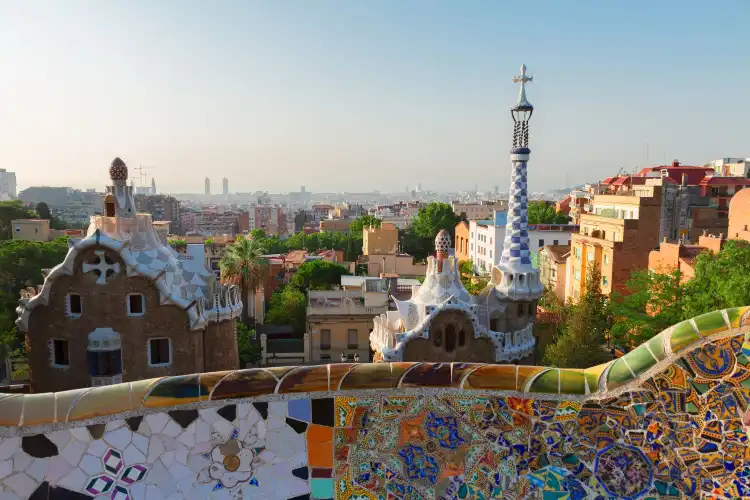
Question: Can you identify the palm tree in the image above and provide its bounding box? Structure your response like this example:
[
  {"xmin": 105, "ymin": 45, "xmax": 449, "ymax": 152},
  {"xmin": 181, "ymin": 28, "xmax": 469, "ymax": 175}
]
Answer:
[{"xmin": 219, "ymin": 237, "xmax": 269, "ymax": 327}]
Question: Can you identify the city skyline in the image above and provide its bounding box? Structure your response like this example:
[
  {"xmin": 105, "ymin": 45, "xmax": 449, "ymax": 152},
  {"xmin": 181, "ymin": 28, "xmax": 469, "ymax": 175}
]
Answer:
[{"xmin": 1, "ymin": 0, "xmax": 748, "ymax": 193}]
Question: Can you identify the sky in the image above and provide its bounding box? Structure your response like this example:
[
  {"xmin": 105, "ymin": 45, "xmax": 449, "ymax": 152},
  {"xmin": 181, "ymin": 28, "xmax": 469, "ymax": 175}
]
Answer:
[{"xmin": 1, "ymin": 1, "xmax": 748, "ymax": 194}]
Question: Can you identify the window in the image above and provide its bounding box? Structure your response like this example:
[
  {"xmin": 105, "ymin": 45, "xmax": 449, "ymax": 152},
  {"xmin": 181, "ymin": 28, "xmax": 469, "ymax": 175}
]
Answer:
[
  {"xmin": 148, "ymin": 338, "xmax": 171, "ymax": 366},
  {"xmin": 538, "ymin": 239, "xmax": 544, "ymax": 247},
  {"xmin": 320, "ymin": 354, "xmax": 331, "ymax": 361},
  {"xmin": 52, "ymin": 339, "xmax": 69, "ymax": 367},
  {"xmin": 127, "ymin": 294, "xmax": 145, "ymax": 316},
  {"xmin": 587, "ymin": 251, "xmax": 594, "ymax": 262},
  {"xmin": 444, "ymin": 325, "xmax": 456, "ymax": 352},
  {"xmin": 347, "ymin": 329, "xmax": 358, "ymax": 349},
  {"xmin": 517, "ymin": 303, "xmax": 524, "ymax": 316},
  {"xmin": 458, "ymin": 330, "xmax": 466, "ymax": 347},
  {"xmin": 602, "ymin": 276, "xmax": 609, "ymax": 287},
  {"xmin": 604, "ymin": 254, "xmax": 609, "ymax": 265},
  {"xmin": 320, "ymin": 329, "xmax": 331, "ymax": 350},
  {"xmin": 553, "ymin": 240, "xmax": 559, "ymax": 245},
  {"xmin": 89, "ymin": 350, "xmax": 122, "ymax": 376},
  {"xmin": 67, "ymin": 294, "xmax": 82, "ymax": 317},
  {"xmin": 489, "ymin": 250, "xmax": 492, "ymax": 258},
  {"xmin": 489, "ymin": 238, "xmax": 492, "ymax": 244},
  {"xmin": 574, "ymin": 268, "xmax": 581, "ymax": 281}
]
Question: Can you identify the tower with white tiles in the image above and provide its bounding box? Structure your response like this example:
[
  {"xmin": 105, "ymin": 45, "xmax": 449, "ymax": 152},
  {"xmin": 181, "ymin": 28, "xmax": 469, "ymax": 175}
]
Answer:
[{"xmin": 494, "ymin": 65, "xmax": 543, "ymax": 302}]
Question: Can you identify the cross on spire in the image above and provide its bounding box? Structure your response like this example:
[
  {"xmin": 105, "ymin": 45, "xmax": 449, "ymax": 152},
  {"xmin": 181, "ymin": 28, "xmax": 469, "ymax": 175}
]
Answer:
[{"xmin": 512, "ymin": 64, "xmax": 533, "ymax": 110}]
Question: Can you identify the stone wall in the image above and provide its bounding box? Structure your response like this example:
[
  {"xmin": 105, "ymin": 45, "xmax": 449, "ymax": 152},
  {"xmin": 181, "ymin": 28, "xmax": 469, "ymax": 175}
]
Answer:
[{"xmin": 1, "ymin": 306, "xmax": 749, "ymax": 499}]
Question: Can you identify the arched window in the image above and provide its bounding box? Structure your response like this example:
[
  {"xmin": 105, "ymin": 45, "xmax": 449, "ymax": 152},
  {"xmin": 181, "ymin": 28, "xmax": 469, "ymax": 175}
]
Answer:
[
  {"xmin": 434, "ymin": 328, "xmax": 442, "ymax": 347},
  {"xmin": 517, "ymin": 303, "xmax": 524, "ymax": 316},
  {"xmin": 104, "ymin": 195, "xmax": 116, "ymax": 217},
  {"xmin": 458, "ymin": 329, "xmax": 466, "ymax": 347},
  {"xmin": 445, "ymin": 325, "xmax": 456, "ymax": 352}
]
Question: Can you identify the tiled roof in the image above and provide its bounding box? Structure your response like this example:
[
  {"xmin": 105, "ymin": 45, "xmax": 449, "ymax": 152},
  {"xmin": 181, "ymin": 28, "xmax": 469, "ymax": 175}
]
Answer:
[
  {"xmin": 542, "ymin": 244, "xmax": 571, "ymax": 262},
  {"xmin": 1, "ymin": 306, "xmax": 746, "ymax": 429},
  {"xmin": 699, "ymin": 177, "xmax": 750, "ymax": 186}
]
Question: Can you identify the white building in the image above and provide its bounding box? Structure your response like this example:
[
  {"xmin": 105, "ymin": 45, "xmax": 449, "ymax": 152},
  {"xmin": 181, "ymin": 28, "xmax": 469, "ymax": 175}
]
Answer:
[
  {"xmin": 468, "ymin": 211, "xmax": 578, "ymax": 274},
  {"xmin": 707, "ymin": 158, "xmax": 750, "ymax": 178},
  {"xmin": 0, "ymin": 169, "xmax": 17, "ymax": 201}
]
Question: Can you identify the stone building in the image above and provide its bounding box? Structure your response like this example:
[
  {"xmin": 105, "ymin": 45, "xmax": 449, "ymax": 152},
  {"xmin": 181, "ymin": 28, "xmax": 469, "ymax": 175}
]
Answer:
[{"xmin": 16, "ymin": 158, "xmax": 242, "ymax": 393}]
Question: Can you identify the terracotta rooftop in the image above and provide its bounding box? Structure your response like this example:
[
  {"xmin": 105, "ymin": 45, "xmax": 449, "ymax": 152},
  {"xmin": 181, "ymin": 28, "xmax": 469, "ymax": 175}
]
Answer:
[{"xmin": 542, "ymin": 244, "xmax": 571, "ymax": 262}]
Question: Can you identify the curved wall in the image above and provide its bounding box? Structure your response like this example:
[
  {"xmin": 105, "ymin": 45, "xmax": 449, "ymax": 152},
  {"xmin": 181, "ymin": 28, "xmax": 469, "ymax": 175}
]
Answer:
[{"xmin": 0, "ymin": 306, "xmax": 748, "ymax": 499}]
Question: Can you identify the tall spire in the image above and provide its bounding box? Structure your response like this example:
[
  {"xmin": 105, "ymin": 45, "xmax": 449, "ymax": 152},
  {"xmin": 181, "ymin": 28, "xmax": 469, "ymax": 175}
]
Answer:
[{"xmin": 495, "ymin": 65, "xmax": 542, "ymax": 300}]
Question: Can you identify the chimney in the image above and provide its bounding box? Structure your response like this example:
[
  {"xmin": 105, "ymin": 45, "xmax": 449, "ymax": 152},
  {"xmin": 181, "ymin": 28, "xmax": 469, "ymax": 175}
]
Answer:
[{"xmin": 673, "ymin": 160, "xmax": 680, "ymax": 167}]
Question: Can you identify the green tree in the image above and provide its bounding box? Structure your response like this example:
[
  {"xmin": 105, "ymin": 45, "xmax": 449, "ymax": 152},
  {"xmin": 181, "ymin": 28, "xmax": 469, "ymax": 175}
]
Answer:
[
  {"xmin": 219, "ymin": 237, "xmax": 269, "ymax": 325},
  {"xmin": 459, "ymin": 259, "xmax": 474, "ymax": 277},
  {"xmin": 543, "ymin": 264, "xmax": 612, "ymax": 368},
  {"xmin": 410, "ymin": 202, "xmax": 462, "ymax": 240},
  {"xmin": 291, "ymin": 260, "xmax": 350, "ymax": 291},
  {"xmin": 249, "ymin": 228, "xmax": 266, "ymax": 240},
  {"xmin": 552, "ymin": 212, "xmax": 571, "ymax": 224},
  {"xmin": 682, "ymin": 240, "xmax": 750, "ymax": 318},
  {"xmin": 35, "ymin": 202, "xmax": 52, "ymax": 220},
  {"xmin": 348, "ymin": 215, "xmax": 381, "ymax": 235},
  {"xmin": 0, "ymin": 237, "xmax": 70, "ymax": 356},
  {"xmin": 264, "ymin": 286, "xmax": 307, "ymax": 334},
  {"xmin": 235, "ymin": 320, "xmax": 262, "ymax": 366},
  {"xmin": 609, "ymin": 269, "xmax": 684, "ymax": 346},
  {"xmin": 0, "ymin": 201, "xmax": 36, "ymax": 240}
]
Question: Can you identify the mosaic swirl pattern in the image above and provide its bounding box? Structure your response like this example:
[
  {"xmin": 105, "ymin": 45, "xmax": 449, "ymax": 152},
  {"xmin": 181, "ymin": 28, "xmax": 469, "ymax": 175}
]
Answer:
[{"xmin": 0, "ymin": 306, "xmax": 748, "ymax": 499}]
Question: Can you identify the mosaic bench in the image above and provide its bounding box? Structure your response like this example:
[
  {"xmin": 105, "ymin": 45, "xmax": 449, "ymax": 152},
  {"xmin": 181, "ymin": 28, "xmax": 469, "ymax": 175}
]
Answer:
[{"xmin": 0, "ymin": 306, "xmax": 748, "ymax": 499}]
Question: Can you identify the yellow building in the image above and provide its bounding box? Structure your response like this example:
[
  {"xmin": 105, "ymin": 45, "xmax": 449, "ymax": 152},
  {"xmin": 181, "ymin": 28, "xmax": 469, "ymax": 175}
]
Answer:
[
  {"xmin": 306, "ymin": 285, "xmax": 389, "ymax": 363},
  {"xmin": 363, "ymin": 223, "xmax": 399, "ymax": 255},
  {"xmin": 11, "ymin": 219, "xmax": 50, "ymax": 242},
  {"xmin": 565, "ymin": 188, "xmax": 662, "ymax": 301}
]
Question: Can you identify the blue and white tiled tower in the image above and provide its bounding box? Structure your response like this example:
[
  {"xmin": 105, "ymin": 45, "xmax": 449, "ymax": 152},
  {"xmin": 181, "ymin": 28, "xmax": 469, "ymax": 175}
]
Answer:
[{"xmin": 495, "ymin": 65, "xmax": 543, "ymax": 301}]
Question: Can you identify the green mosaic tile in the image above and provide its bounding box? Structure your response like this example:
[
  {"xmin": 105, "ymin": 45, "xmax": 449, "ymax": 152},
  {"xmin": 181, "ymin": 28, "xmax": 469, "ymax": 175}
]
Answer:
[
  {"xmin": 558, "ymin": 370, "xmax": 587, "ymax": 395},
  {"xmin": 623, "ymin": 343, "xmax": 659, "ymax": 376},
  {"xmin": 692, "ymin": 310, "xmax": 728, "ymax": 337},
  {"xmin": 528, "ymin": 369, "xmax": 559, "ymax": 394},
  {"xmin": 726, "ymin": 306, "xmax": 749, "ymax": 328},
  {"xmin": 646, "ymin": 334, "xmax": 666, "ymax": 361},
  {"xmin": 669, "ymin": 320, "xmax": 701, "ymax": 353},
  {"xmin": 606, "ymin": 358, "xmax": 636, "ymax": 390}
]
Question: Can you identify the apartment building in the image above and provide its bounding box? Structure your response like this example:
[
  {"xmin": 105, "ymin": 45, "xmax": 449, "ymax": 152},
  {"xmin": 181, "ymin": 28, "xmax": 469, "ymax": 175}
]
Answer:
[
  {"xmin": 454, "ymin": 221, "xmax": 470, "ymax": 261},
  {"xmin": 451, "ymin": 200, "xmax": 509, "ymax": 220},
  {"xmin": 566, "ymin": 187, "xmax": 662, "ymax": 301},
  {"xmin": 363, "ymin": 222, "xmax": 399, "ymax": 255},
  {"xmin": 320, "ymin": 218, "xmax": 353, "ymax": 233},
  {"xmin": 538, "ymin": 245, "xmax": 570, "ymax": 302},
  {"xmin": 195, "ymin": 209, "xmax": 250, "ymax": 236},
  {"xmin": 728, "ymin": 186, "xmax": 750, "ymax": 241},
  {"xmin": 690, "ymin": 177, "xmax": 750, "ymax": 241},
  {"xmin": 648, "ymin": 233, "xmax": 725, "ymax": 283},
  {"xmin": 135, "ymin": 194, "xmax": 181, "ymax": 234},
  {"xmin": 0, "ymin": 169, "xmax": 17, "ymax": 201},
  {"xmin": 707, "ymin": 158, "xmax": 750, "ymax": 178},
  {"xmin": 306, "ymin": 279, "xmax": 389, "ymax": 362},
  {"xmin": 467, "ymin": 211, "xmax": 577, "ymax": 274}
]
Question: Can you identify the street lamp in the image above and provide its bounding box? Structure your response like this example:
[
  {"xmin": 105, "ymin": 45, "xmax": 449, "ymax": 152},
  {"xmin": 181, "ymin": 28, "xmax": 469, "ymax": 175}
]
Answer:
[
  {"xmin": 353, "ymin": 352, "xmax": 360, "ymax": 363},
  {"xmin": 340, "ymin": 351, "xmax": 347, "ymax": 363}
]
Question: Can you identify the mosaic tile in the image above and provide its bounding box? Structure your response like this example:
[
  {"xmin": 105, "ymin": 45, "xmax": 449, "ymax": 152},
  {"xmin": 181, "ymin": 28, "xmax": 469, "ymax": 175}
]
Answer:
[
  {"xmin": 210, "ymin": 369, "xmax": 279, "ymax": 400},
  {"xmin": 338, "ymin": 362, "xmax": 409, "ymax": 390},
  {"xmin": 278, "ymin": 366, "xmax": 330, "ymax": 394}
]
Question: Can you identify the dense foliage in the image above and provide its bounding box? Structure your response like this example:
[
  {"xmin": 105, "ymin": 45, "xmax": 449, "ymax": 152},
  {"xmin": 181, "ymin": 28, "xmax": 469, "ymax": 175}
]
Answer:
[
  {"xmin": 264, "ymin": 286, "xmax": 307, "ymax": 334},
  {"xmin": 610, "ymin": 240, "xmax": 750, "ymax": 346},
  {"xmin": 527, "ymin": 201, "xmax": 570, "ymax": 224},
  {"xmin": 0, "ymin": 237, "xmax": 70, "ymax": 358},
  {"xmin": 290, "ymin": 260, "xmax": 350, "ymax": 291},
  {"xmin": 402, "ymin": 202, "xmax": 462, "ymax": 260},
  {"xmin": 543, "ymin": 264, "xmax": 612, "ymax": 368},
  {"xmin": 348, "ymin": 215, "xmax": 381, "ymax": 234},
  {"xmin": 251, "ymin": 230, "xmax": 361, "ymax": 262},
  {"xmin": 235, "ymin": 320, "xmax": 262, "ymax": 366}
]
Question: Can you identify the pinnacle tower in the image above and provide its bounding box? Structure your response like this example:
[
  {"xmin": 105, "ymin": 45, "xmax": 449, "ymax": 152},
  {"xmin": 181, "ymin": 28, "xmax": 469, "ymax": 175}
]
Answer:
[{"xmin": 495, "ymin": 65, "xmax": 543, "ymax": 300}]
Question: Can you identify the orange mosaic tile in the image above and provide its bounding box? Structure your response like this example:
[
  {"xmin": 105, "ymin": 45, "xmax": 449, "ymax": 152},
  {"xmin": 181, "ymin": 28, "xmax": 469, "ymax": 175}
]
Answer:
[
  {"xmin": 338, "ymin": 363, "xmax": 402, "ymax": 390},
  {"xmin": 462, "ymin": 364, "xmax": 516, "ymax": 390},
  {"xmin": 278, "ymin": 366, "xmax": 330, "ymax": 394},
  {"xmin": 0, "ymin": 394, "xmax": 23, "ymax": 426},
  {"xmin": 308, "ymin": 423, "xmax": 334, "ymax": 443},
  {"xmin": 66, "ymin": 384, "xmax": 132, "ymax": 422},
  {"xmin": 329, "ymin": 363, "xmax": 356, "ymax": 390},
  {"xmin": 210, "ymin": 369, "xmax": 278, "ymax": 400}
]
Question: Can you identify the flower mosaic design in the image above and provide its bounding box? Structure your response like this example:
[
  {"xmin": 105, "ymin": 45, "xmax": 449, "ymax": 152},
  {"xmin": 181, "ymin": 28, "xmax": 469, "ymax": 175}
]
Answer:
[
  {"xmin": 199, "ymin": 438, "xmax": 256, "ymax": 488},
  {"xmin": 594, "ymin": 444, "xmax": 653, "ymax": 499},
  {"xmin": 85, "ymin": 447, "xmax": 148, "ymax": 498}
]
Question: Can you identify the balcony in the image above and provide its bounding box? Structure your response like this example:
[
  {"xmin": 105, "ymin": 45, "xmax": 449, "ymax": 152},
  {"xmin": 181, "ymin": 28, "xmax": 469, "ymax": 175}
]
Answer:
[{"xmin": 307, "ymin": 290, "xmax": 388, "ymax": 316}]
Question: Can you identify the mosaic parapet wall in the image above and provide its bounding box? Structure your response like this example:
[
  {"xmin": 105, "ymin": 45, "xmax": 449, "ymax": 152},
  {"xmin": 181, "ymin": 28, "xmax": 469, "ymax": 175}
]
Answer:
[{"xmin": 1, "ymin": 307, "xmax": 749, "ymax": 499}]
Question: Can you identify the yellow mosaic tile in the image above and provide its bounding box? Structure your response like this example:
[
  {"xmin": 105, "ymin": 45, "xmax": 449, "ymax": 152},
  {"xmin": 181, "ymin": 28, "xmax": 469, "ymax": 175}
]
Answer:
[
  {"xmin": 66, "ymin": 383, "xmax": 133, "ymax": 423},
  {"xmin": 21, "ymin": 393, "xmax": 56, "ymax": 427},
  {"xmin": 0, "ymin": 394, "xmax": 23, "ymax": 426},
  {"xmin": 54, "ymin": 387, "xmax": 93, "ymax": 423}
]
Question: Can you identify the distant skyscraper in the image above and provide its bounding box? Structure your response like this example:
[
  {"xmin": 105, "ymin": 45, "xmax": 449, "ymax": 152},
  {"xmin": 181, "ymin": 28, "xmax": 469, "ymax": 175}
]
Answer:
[
  {"xmin": 0, "ymin": 169, "xmax": 17, "ymax": 201},
  {"xmin": 301, "ymin": 185, "xmax": 306, "ymax": 193},
  {"xmin": 222, "ymin": 177, "xmax": 229, "ymax": 196},
  {"xmin": 205, "ymin": 177, "xmax": 211, "ymax": 196},
  {"xmin": 151, "ymin": 178, "xmax": 156, "ymax": 195}
]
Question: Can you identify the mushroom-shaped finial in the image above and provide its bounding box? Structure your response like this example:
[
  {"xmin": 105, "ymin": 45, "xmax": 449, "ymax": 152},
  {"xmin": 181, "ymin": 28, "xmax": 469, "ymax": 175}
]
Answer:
[
  {"xmin": 109, "ymin": 157, "xmax": 128, "ymax": 182},
  {"xmin": 435, "ymin": 229, "xmax": 451, "ymax": 254}
]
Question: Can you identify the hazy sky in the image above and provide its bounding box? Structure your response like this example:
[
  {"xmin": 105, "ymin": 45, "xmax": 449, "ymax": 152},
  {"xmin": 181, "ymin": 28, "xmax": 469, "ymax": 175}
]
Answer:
[{"xmin": 1, "ymin": 1, "xmax": 748, "ymax": 194}]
